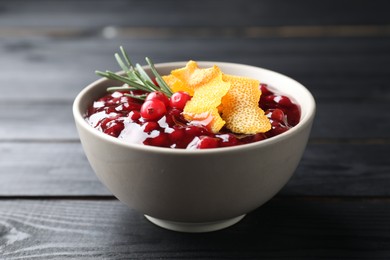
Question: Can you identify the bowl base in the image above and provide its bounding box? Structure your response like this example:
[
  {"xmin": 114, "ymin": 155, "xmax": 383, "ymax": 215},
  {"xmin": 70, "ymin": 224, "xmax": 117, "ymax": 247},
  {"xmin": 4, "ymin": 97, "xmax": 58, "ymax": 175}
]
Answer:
[{"xmin": 144, "ymin": 214, "xmax": 245, "ymax": 233}]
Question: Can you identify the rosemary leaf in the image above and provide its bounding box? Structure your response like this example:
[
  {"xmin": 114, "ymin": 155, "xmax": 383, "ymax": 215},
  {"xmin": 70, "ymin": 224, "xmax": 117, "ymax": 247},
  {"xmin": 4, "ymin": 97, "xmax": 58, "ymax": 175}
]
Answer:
[
  {"xmin": 120, "ymin": 46, "xmax": 134, "ymax": 69},
  {"xmin": 145, "ymin": 57, "xmax": 173, "ymax": 96},
  {"xmin": 115, "ymin": 53, "xmax": 130, "ymax": 73},
  {"xmin": 133, "ymin": 70, "xmax": 158, "ymax": 92},
  {"xmin": 96, "ymin": 47, "xmax": 174, "ymax": 98},
  {"xmin": 135, "ymin": 63, "xmax": 153, "ymax": 82},
  {"xmin": 124, "ymin": 93, "xmax": 148, "ymax": 101},
  {"xmin": 106, "ymin": 86, "xmax": 137, "ymax": 92},
  {"xmin": 104, "ymin": 71, "xmax": 152, "ymax": 93}
]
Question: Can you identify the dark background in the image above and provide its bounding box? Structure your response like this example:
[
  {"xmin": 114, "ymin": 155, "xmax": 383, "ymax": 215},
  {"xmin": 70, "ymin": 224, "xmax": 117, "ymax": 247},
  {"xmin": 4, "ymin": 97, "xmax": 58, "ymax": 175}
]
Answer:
[{"xmin": 1, "ymin": 0, "xmax": 390, "ymax": 258}]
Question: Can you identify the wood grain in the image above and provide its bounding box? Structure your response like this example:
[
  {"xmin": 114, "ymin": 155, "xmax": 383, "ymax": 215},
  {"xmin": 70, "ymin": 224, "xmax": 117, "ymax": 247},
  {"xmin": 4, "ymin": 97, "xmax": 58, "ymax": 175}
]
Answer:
[
  {"xmin": 1, "ymin": 198, "xmax": 389, "ymax": 259},
  {"xmin": 0, "ymin": 142, "xmax": 109, "ymax": 196},
  {"xmin": 1, "ymin": 37, "xmax": 389, "ymax": 101},
  {"xmin": 0, "ymin": 0, "xmax": 389, "ymax": 28}
]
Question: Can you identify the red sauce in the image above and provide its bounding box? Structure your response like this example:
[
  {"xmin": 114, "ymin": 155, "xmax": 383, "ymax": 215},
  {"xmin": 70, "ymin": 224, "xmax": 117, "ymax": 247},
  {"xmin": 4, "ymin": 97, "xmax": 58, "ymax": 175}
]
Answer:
[{"xmin": 85, "ymin": 84, "xmax": 300, "ymax": 149}]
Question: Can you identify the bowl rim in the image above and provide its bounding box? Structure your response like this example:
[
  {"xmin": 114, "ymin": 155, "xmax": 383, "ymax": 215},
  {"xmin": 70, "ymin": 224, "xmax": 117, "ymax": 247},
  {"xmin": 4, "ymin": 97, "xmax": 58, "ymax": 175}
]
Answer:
[{"xmin": 73, "ymin": 61, "xmax": 316, "ymax": 155}]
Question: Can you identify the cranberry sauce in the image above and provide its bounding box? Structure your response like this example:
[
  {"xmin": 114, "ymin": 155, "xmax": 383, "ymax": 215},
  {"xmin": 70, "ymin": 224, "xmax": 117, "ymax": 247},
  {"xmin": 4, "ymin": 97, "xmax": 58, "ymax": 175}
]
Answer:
[{"xmin": 85, "ymin": 84, "xmax": 300, "ymax": 149}]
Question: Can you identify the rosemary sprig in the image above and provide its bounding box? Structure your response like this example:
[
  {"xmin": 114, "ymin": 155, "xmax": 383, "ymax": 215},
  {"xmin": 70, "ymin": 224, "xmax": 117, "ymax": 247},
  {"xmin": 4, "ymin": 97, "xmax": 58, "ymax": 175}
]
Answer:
[{"xmin": 95, "ymin": 46, "xmax": 173, "ymax": 100}]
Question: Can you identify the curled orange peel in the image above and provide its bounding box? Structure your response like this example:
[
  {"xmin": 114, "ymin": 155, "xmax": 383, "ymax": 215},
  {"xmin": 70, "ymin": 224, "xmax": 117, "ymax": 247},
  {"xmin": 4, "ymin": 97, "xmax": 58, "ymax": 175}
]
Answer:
[
  {"xmin": 162, "ymin": 61, "xmax": 271, "ymax": 134},
  {"xmin": 162, "ymin": 74, "xmax": 194, "ymax": 96},
  {"xmin": 221, "ymin": 74, "xmax": 271, "ymax": 134},
  {"xmin": 176, "ymin": 61, "xmax": 230, "ymax": 132}
]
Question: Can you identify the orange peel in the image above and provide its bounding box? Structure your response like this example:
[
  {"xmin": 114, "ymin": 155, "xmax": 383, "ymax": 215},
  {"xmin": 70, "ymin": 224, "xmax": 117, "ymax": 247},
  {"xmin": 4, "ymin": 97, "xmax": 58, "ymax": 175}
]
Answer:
[
  {"xmin": 162, "ymin": 61, "xmax": 271, "ymax": 134},
  {"xmin": 162, "ymin": 74, "xmax": 194, "ymax": 96},
  {"xmin": 162, "ymin": 61, "xmax": 230, "ymax": 132},
  {"xmin": 181, "ymin": 63, "xmax": 230, "ymax": 133},
  {"xmin": 221, "ymin": 74, "xmax": 271, "ymax": 134}
]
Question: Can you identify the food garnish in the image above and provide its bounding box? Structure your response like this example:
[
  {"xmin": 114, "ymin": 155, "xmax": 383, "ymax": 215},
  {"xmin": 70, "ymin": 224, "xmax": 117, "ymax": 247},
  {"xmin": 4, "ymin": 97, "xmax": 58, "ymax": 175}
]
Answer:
[
  {"xmin": 95, "ymin": 46, "xmax": 173, "ymax": 100},
  {"xmin": 89, "ymin": 47, "xmax": 300, "ymax": 149},
  {"xmin": 163, "ymin": 61, "xmax": 230, "ymax": 133},
  {"xmin": 221, "ymin": 74, "xmax": 271, "ymax": 134},
  {"xmin": 162, "ymin": 61, "xmax": 270, "ymax": 134}
]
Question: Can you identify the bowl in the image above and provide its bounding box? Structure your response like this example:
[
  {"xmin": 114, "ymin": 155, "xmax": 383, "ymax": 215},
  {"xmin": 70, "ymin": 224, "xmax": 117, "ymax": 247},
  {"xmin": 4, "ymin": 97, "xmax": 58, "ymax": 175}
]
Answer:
[{"xmin": 73, "ymin": 61, "xmax": 316, "ymax": 232}]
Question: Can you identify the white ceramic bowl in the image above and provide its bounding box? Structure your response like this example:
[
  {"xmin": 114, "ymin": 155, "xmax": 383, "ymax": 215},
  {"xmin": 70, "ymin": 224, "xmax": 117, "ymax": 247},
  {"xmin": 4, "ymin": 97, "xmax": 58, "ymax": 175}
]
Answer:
[{"xmin": 73, "ymin": 61, "xmax": 316, "ymax": 232}]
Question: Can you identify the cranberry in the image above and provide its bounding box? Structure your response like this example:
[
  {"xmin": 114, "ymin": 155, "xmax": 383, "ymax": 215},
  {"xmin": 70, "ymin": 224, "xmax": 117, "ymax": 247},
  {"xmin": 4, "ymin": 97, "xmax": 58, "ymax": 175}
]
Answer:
[
  {"xmin": 275, "ymin": 95, "xmax": 294, "ymax": 107},
  {"xmin": 119, "ymin": 102, "xmax": 142, "ymax": 112},
  {"xmin": 262, "ymin": 95, "xmax": 277, "ymax": 106},
  {"xmin": 146, "ymin": 91, "xmax": 170, "ymax": 108},
  {"xmin": 98, "ymin": 113, "xmax": 120, "ymax": 130},
  {"xmin": 129, "ymin": 111, "xmax": 141, "ymax": 121},
  {"xmin": 260, "ymin": 84, "xmax": 272, "ymax": 96},
  {"xmin": 104, "ymin": 121, "xmax": 124, "ymax": 137},
  {"xmin": 169, "ymin": 128, "xmax": 185, "ymax": 143},
  {"xmin": 140, "ymin": 99, "xmax": 167, "ymax": 121},
  {"xmin": 99, "ymin": 118, "xmax": 113, "ymax": 131},
  {"xmin": 104, "ymin": 106, "xmax": 117, "ymax": 114},
  {"xmin": 185, "ymin": 125, "xmax": 207, "ymax": 137},
  {"xmin": 197, "ymin": 136, "xmax": 219, "ymax": 149},
  {"xmin": 144, "ymin": 132, "xmax": 170, "ymax": 147},
  {"xmin": 170, "ymin": 91, "xmax": 191, "ymax": 110},
  {"xmin": 269, "ymin": 125, "xmax": 289, "ymax": 137},
  {"xmin": 285, "ymin": 106, "xmax": 301, "ymax": 126},
  {"xmin": 267, "ymin": 108, "xmax": 285, "ymax": 122},
  {"xmin": 143, "ymin": 121, "xmax": 160, "ymax": 133},
  {"xmin": 218, "ymin": 134, "xmax": 239, "ymax": 147}
]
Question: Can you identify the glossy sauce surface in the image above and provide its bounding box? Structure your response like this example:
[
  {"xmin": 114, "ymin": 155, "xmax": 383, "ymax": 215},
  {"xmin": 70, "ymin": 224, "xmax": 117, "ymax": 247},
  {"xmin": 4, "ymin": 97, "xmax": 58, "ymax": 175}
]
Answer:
[{"xmin": 85, "ymin": 84, "xmax": 301, "ymax": 149}]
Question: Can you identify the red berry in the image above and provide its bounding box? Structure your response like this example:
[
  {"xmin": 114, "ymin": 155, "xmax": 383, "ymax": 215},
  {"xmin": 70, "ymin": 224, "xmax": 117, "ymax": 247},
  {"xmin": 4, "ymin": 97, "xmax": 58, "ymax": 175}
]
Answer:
[
  {"xmin": 104, "ymin": 106, "xmax": 117, "ymax": 114},
  {"xmin": 143, "ymin": 121, "xmax": 160, "ymax": 133},
  {"xmin": 169, "ymin": 128, "xmax": 185, "ymax": 142},
  {"xmin": 144, "ymin": 132, "xmax": 169, "ymax": 147},
  {"xmin": 270, "ymin": 108, "xmax": 285, "ymax": 122},
  {"xmin": 140, "ymin": 99, "xmax": 167, "ymax": 121},
  {"xmin": 197, "ymin": 136, "xmax": 219, "ymax": 149},
  {"xmin": 260, "ymin": 84, "xmax": 272, "ymax": 96},
  {"xmin": 270, "ymin": 126, "xmax": 289, "ymax": 136},
  {"xmin": 146, "ymin": 91, "xmax": 170, "ymax": 108},
  {"xmin": 185, "ymin": 125, "xmax": 205, "ymax": 137},
  {"xmin": 104, "ymin": 121, "xmax": 124, "ymax": 137},
  {"xmin": 286, "ymin": 106, "xmax": 301, "ymax": 126},
  {"xmin": 119, "ymin": 102, "xmax": 142, "ymax": 112},
  {"xmin": 275, "ymin": 95, "xmax": 293, "ymax": 107},
  {"xmin": 170, "ymin": 91, "xmax": 191, "ymax": 110},
  {"xmin": 99, "ymin": 113, "xmax": 120, "ymax": 130},
  {"xmin": 218, "ymin": 134, "xmax": 239, "ymax": 147},
  {"xmin": 129, "ymin": 111, "xmax": 141, "ymax": 121}
]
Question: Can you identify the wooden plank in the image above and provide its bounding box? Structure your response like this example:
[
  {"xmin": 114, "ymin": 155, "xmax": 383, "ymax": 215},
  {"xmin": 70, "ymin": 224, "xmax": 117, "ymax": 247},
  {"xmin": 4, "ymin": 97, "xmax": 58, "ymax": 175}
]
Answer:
[
  {"xmin": 0, "ymin": 142, "xmax": 110, "ymax": 196},
  {"xmin": 0, "ymin": 142, "xmax": 389, "ymax": 197},
  {"xmin": 0, "ymin": 0, "xmax": 389, "ymax": 28},
  {"xmin": 282, "ymin": 143, "xmax": 390, "ymax": 196},
  {"xmin": 1, "ymin": 37, "xmax": 389, "ymax": 101},
  {"xmin": 0, "ymin": 101, "xmax": 78, "ymax": 140},
  {"xmin": 1, "ymin": 198, "xmax": 389, "ymax": 259}
]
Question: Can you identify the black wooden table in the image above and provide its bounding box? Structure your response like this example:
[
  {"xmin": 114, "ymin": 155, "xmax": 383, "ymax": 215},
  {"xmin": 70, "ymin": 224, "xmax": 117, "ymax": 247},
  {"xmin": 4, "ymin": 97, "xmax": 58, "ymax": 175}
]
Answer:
[{"xmin": 1, "ymin": 0, "xmax": 390, "ymax": 259}]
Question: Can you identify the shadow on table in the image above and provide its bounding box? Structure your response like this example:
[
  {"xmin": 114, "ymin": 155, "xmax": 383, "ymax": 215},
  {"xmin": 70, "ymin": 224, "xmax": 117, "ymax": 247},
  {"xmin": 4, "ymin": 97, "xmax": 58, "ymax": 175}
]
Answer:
[{"xmin": 110, "ymin": 198, "xmax": 386, "ymax": 258}]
